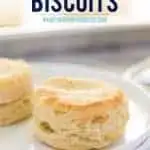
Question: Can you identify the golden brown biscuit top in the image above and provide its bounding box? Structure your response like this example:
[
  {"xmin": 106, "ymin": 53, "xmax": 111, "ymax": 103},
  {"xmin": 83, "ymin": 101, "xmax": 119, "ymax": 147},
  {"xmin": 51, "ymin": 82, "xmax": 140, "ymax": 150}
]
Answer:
[
  {"xmin": 36, "ymin": 77, "xmax": 126, "ymax": 107},
  {"xmin": 0, "ymin": 58, "xmax": 30, "ymax": 77},
  {"xmin": 0, "ymin": 58, "xmax": 32, "ymax": 104}
]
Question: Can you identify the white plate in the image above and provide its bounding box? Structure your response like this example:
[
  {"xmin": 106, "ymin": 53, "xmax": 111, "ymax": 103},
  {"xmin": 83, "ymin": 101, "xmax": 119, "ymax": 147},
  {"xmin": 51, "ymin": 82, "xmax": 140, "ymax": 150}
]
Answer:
[
  {"xmin": 123, "ymin": 57, "xmax": 150, "ymax": 91},
  {"xmin": 123, "ymin": 57, "xmax": 150, "ymax": 80},
  {"xmin": 0, "ymin": 62, "xmax": 150, "ymax": 150}
]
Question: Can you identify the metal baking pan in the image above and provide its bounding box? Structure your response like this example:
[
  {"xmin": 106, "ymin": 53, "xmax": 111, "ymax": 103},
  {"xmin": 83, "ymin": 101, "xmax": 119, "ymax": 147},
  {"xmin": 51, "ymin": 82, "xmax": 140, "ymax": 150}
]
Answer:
[{"xmin": 1, "ymin": 24, "xmax": 150, "ymax": 57}]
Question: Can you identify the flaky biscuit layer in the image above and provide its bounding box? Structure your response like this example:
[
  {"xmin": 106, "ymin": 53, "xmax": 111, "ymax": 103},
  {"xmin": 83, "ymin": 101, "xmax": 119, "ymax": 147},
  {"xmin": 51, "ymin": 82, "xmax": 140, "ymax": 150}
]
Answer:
[{"xmin": 0, "ymin": 96, "xmax": 32, "ymax": 126}]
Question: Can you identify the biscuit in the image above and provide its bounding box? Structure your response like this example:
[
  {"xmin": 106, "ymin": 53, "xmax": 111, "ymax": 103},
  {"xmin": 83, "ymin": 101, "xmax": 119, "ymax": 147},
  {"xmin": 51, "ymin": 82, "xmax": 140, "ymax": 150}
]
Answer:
[
  {"xmin": 33, "ymin": 77, "xmax": 129, "ymax": 150},
  {"xmin": 0, "ymin": 58, "xmax": 33, "ymax": 125},
  {"xmin": 0, "ymin": 96, "xmax": 31, "ymax": 126}
]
